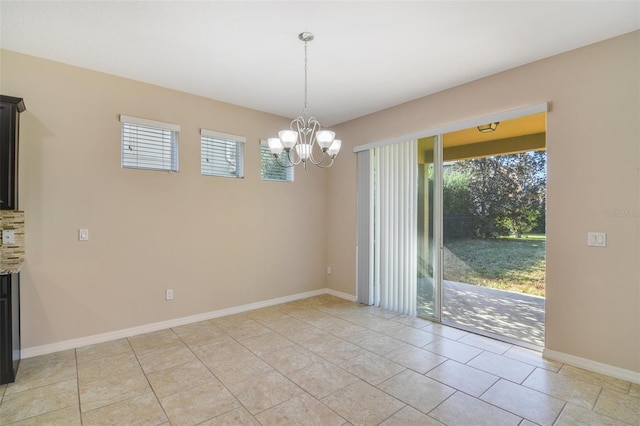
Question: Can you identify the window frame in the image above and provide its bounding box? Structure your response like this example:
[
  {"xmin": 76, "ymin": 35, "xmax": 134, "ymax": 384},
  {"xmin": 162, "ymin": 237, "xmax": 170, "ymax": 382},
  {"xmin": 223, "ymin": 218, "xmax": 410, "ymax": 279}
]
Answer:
[
  {"xmin": 200, "ymin": 129, "xmax": 245, "ymax": 179},
  {"xmin": 120, "ymin": 115, "xmax": 180, "ymax": 172}
]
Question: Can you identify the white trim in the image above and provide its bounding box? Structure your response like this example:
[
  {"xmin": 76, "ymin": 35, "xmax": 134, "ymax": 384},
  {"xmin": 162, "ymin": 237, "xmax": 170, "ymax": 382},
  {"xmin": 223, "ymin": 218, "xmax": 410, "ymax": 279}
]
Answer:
[
  {"xmin": 543, "ymin": 348, "xmax": 640, "ymax": 385},
  {"xmin": 119, "ymin": 114, "xmax": 180, "ymax": 132},
  {"xmin": 353, "ymin": 102, "xmax": 549, "ymax": 153},
  {"xmin": 22, "ymin": 288, "xmax": 330, "ymax": 359},
  {"xmin": 325, "ymin": 288, "xmax": 357, "ymax": 302},
  {"xmin": 200, "ymin": 129, "xmax": 246, "ymax": 143}
]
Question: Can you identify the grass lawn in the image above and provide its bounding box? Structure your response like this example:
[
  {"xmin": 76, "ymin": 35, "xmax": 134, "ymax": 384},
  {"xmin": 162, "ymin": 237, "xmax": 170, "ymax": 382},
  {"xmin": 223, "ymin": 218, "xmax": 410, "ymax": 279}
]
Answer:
[{"xmin": 443, "ymin": 234, "xmax": 546, "ymax": 297}]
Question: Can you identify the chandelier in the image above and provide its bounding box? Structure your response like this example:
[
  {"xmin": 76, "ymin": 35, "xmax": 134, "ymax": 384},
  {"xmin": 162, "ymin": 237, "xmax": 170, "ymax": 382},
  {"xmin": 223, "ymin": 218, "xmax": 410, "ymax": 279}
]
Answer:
[{"xmin": 267, "ymin": 32, "xmax": 341, "ymax": 169}]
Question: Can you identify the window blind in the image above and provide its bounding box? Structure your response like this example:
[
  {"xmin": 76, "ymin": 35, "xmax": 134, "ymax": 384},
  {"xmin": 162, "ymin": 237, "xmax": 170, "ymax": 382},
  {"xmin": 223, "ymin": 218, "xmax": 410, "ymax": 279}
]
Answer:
[
  {"xmin": 120, "ymin": 115, "xmax": 179, "ymax": 172},
  {"xmin": 200, "ymin": 129, "xmax": 245, "ymax": 178},
  {"xmin": 260, "ymin": 140, "xmax": 294, "ymax": 182},
  {"xmin": 374, "ymin": 140, "xmax": 418, "ymax": 316}
]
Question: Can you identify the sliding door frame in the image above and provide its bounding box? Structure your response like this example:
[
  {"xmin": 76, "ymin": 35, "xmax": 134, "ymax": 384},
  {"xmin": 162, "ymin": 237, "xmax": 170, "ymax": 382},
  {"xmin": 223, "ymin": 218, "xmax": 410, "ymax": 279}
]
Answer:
[
  {"xmin": 354, "ymin": 103, "xmax": 549, "ymax": 320},
  {"xmin": 433, "ymin": 134, "xmax": 444, "ymax": 322}
]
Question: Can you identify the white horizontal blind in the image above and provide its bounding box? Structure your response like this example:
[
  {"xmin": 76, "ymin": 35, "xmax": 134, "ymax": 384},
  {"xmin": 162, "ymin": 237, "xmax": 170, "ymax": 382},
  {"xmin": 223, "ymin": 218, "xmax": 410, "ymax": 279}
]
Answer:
[
  {"xmin": 120, "ymin": 115, "xmax": 179, "ymax": 172},
  {"xmin": 260, "ymin": 140, "xmax": 294, "ymax": 182},
  {"xmin": 201, "ymin": 130, "xmax": 245, "ymax": 178}
]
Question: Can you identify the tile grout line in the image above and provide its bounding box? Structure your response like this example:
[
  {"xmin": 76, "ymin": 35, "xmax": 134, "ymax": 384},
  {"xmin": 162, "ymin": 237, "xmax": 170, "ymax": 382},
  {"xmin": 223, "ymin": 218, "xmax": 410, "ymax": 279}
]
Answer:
[
  {"xmin": 320, "ymin": 307, "xmax": 452, "ymax": 424},
  {"xmin": 551, "ymin": 401, "xmax": 569, "ymax": 426},
  {"xmin": 274, "ymin": 305, "xmax": 407, "ymax": 423},
  {"xmin": 74, "ymin": 348, "xmax": 83, "ymax": 426},
  {"xmin": 127, "ymin": 333, "xmax": 174, "ymax": 425},
  {"xmin": 172, "ymin": 322, "xmax": 261, "ymax": 424}
]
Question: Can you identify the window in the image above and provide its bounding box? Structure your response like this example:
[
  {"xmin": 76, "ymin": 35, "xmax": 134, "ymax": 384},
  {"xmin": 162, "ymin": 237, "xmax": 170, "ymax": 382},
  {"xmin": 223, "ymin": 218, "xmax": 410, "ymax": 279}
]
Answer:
[
  {"xmin": 120, "ymin": 115, "xmax": 179, "ymax": 172},
  {"xmin": 200, "ymin": 130, "xmax": 245, "ymax": 178},
  {"xmin": 260, "ymin": 140, "xmax": 294, "ymax": 182}
]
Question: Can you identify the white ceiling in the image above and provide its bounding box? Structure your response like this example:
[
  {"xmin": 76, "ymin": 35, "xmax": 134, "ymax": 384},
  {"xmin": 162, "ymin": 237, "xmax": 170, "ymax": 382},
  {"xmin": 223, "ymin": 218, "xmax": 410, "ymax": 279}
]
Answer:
[{"xmin": 1, "ymin": 1, "xmax": 639, "ymax": 126}]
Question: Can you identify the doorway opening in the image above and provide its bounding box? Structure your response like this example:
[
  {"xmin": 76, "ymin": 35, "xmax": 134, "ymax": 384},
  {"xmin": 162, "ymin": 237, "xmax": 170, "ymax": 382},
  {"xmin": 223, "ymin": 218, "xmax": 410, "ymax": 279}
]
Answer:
[{"xmin": 418, "ymin": 113, "xmax": 546, "ymax": 347}]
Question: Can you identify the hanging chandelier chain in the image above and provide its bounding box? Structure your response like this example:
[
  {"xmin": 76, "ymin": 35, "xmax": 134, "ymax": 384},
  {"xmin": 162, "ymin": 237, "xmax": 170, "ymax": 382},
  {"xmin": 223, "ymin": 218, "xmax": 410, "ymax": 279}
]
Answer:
[{"xmin": 303, "ymin": 38, "xmax": 309, "ymax": 119}]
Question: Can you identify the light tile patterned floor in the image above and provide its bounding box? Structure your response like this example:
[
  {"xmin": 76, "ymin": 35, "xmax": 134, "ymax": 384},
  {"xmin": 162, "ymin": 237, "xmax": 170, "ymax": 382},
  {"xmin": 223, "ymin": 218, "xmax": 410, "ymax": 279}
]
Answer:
[{"xmin": 0, "ymin": 295, "xmax": 638, "ymax": 425}]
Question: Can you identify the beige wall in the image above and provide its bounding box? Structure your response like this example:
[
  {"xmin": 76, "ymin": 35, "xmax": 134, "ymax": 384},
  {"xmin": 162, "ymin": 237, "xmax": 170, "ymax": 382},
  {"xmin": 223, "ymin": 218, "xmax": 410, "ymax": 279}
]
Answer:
[
  {"xmin": 2, "ymin": 31, "xmax": 639, "ymax": 375},
  {"xmin": 327, "ymin": 31, "xmax": 640, "ymax": 373},
  {"xmin": 1, "ymin": 49, "xmax": 329, "ymax": 349}
]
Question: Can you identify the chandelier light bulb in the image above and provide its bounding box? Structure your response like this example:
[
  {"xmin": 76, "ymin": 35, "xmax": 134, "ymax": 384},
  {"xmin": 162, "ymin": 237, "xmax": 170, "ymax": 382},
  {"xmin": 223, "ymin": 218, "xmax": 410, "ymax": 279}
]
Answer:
[
  {"xmin": 268, "ymin": 138, "xmax": 284, "ymax": 156},
  {"xmin": 328, "ymin": 140, "xmax": 341, "ymax": 156},
  {"xmin": 316, "ymin": 130, "xmax": 335, "ymax": 149},
  {"xmin": 278, "ymin": 130, "xmax": 298, "ymax": 149}
]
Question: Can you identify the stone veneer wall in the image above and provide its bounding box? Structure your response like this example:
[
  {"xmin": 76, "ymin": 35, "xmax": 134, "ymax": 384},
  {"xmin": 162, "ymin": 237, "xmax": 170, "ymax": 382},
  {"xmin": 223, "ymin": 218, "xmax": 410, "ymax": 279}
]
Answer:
[{"xmin": 0, "ymin": 211, "xmax": 25, "ymax": 274}]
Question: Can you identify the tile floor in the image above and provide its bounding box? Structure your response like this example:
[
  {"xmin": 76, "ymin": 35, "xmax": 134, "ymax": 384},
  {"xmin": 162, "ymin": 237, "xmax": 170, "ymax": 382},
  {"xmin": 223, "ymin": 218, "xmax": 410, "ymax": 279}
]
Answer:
[{"xmin": 0, "ymin": 295, "xmax": 638, "ymax": 425}]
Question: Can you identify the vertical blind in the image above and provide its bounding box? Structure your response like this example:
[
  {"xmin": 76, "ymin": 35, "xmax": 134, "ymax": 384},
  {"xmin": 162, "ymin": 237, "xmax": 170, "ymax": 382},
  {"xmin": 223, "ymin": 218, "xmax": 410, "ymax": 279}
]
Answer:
[
  {"xmin": 356, "ymin": 151, "xmax": 373, "ymax": 306},
  {"xmin": 200, "ymin": 129, "xmax": 245, "ymax": 178},
  {"xmin": 120, "ymin": 115, "xmax": 179, "ymax": 172},
  {"xmin": 375, "ymin": 140, "xmax": 418, "ymax": 316}
]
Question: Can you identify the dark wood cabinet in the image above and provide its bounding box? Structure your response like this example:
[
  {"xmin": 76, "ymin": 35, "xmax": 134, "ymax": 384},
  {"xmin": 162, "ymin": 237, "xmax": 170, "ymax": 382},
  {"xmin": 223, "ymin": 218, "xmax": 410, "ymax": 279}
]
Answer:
[
  {"xmin": 0, "ymin": 273, "xmax": 20, "ymax": 384},
  {"xmin": 0, "ymin": 95, "xmax": 26, "ymax": 210},
  {"xmin": 0, "ymin": 94, "xmax": 24, "ymax": 384}
]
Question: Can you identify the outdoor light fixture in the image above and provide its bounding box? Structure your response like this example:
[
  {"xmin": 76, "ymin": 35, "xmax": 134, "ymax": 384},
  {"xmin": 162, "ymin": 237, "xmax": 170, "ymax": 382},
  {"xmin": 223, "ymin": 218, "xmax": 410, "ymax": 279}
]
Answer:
[
  {"xmin": 267, "ymin": 32, "xmax": 341, "ymax": 169},
  {"xmin": 477, "ymin": 122, "xmax": 500, "ymax": 133}
]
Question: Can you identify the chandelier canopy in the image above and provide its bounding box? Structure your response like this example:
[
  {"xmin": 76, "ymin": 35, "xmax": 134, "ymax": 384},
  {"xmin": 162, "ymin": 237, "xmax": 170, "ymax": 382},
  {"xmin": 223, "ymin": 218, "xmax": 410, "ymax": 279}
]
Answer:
[{"xmin": 267, "ymin": 32, "xmax": 341, "ymax": 169}]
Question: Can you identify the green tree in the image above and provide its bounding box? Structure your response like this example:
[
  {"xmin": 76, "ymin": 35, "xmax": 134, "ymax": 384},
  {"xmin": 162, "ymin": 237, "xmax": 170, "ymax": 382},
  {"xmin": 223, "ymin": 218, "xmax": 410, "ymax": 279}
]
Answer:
[
  {"xmin": 443, "ymin": 168, "xmax": 472, "ymax": 216},
  {"xmin": 454, "ymin": 151, "xmax": 546, "ymax": 238}
]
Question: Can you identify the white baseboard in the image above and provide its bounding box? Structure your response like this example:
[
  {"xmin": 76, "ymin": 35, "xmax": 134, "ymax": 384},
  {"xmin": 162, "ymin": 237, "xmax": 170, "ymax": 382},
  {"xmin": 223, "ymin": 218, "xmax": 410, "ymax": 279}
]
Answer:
[
  {"xmin": 543, "ymin": 348, "xmax": 640, "ymax": 385},
  {"xmin": 22, "ymin": 288, "xmax": 338, "ymax": 359},
  {"xmin": 325, "ymin": 288, "xmax": 357, "ymax": 302}
]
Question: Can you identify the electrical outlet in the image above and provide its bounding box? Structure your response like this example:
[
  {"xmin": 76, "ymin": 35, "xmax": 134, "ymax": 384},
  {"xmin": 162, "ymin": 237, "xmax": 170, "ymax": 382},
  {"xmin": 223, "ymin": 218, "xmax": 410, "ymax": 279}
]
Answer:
[
  {"xmin": 165, "ymin": 289, "xmax": 174, "ymax": 300},
  {"xmin": 2, "ymin": 230, "xmax": 15, "ymax": 245},
  {"xmin": 326, "ymin": 266, "xmax": 332, "ymax": 275}
]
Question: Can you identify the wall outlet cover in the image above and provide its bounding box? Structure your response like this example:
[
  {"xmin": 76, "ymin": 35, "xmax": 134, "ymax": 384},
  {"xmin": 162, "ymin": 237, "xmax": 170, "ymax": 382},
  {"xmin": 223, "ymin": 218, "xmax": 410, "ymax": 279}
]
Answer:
[{"xmin": 2, "ymin": 230, "xmax": 15, "ymax": 245}]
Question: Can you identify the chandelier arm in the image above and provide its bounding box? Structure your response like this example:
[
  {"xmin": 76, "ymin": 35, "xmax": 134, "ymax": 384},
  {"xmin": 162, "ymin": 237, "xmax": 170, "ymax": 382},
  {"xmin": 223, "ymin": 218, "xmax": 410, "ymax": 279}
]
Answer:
[
  {"xmin": 287, "ymin": 149, "xmax": 302, "ymax": 166},
  {"xmin": 274, "ymin": 155, "xmax": 290, "ymax": 168},
  {"xmin": 273, "ymin": 153, "xmax": 297, "ymax": 168},
  {"xmin": 314, "ymin": 157, "xmax": 336, "ymax": 168},
  {"xmin": 307, "ymin": 147, "xmax": 327, "ymax": 166},
  {"xmin": 309, "ymin": 151, "xmax": 336, "ymax": 168}
]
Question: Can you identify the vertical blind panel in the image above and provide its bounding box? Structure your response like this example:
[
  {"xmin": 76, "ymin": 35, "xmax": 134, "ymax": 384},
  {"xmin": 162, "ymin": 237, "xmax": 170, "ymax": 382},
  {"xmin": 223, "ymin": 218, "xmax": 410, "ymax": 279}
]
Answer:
[
  {"xmin": 356, "ymin": 151, "xmax": 373, "ymax": 305},
  {"xmin": 375, "ymin": 140, "xmax": 418, "ymax": 317},
  {"xmin": 122, "ymin": 122, "xmax": 178, "ymax": 171},
  {"xmin": 201, "ymin": 136, "xmax": 244, "ymax": 178}
]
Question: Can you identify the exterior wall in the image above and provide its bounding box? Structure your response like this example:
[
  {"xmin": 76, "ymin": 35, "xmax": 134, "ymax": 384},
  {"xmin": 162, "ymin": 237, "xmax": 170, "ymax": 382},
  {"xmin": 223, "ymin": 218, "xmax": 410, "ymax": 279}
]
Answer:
[
  {"xmin": 327, "ymin": 31, "xmax": 640, "ymax": 373},
  {"xmin": 0, "ymin": 49, "xmax": 328, "ymax": 349}
]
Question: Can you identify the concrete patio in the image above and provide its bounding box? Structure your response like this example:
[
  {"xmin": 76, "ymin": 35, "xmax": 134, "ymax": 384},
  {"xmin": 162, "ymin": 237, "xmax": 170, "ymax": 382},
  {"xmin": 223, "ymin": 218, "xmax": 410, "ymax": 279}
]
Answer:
[
  {"xmin": 418, "ymin": 279, "xmax": 545, "ymax": 347},
  {"xmin": 443, "ymin": 280, "xmax": 545, "ymax": 347}
]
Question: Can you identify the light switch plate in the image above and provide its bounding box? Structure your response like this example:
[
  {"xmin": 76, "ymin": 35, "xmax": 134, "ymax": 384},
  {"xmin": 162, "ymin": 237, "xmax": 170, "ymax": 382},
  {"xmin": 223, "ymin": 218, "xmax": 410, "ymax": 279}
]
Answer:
[
  {"xmin": 79, "ymin": 228, "xmax": 89, "ymax": 241},
  {"xmin": 587, "ymin": 232, "xmax": 606, "ymax": 247},
  {"xmin": 2, "ymin": 230, "xmax": 15, "ymax": 245}
]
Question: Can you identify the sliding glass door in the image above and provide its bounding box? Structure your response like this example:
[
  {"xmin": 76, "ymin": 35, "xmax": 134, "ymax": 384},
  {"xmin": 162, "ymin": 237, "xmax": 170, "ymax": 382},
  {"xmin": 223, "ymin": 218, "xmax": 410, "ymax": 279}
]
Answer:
[
  {"xmin": 356, "ymin": 103, "xmax": 547, "ymax": 347},
  {"xmin": 415, "ymin": 113, "xmax": 546, "ymax": 347},
  {"xmin": 416, "ymin": 136, "xmax": 441, "ymax": 320}
]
